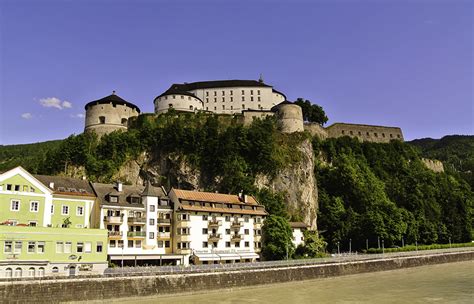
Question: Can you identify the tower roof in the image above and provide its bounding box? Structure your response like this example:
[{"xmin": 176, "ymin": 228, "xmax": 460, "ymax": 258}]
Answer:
[{"xmin": 84, "ymin": 92, "xmax": 141, "ymax": 113}]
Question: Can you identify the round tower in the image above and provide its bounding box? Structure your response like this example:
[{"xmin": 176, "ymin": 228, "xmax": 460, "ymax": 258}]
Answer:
[
  {"xmin": 271, "ymin": 101, "xmax": 304, "ymax": 133},
  {"xmin": 84, "ymin": 91, "xmax": 141, "ymax": 137}
]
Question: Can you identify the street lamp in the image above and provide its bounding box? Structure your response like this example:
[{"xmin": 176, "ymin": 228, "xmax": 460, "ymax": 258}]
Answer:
[
  {"xmin": 349, "ymin": 239, "xmax": 352, "ymax": 254},
  {"xmin": 337, "ymin": 241, "xmax": 340, "ymax": 255}
]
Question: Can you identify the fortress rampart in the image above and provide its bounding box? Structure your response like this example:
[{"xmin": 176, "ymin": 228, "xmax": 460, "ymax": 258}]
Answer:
[{"xmin": 325, "ymin": 123, "xmax": 404, "ymax": 143}]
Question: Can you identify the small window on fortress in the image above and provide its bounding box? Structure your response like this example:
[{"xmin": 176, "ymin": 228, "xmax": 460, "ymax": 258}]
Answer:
[
  {"xmin": 181, "ymin": 95, "xmax": 184, "ymax": 99},
  {"xmin": 230, "ymin": 97, "xmax": 234, "ymax": 102},
  {"xmin": 231, "ymin": 106, "xmax": 233, "ymax": 110},
  {"xmin": 258, "ymin": 97, "xmax": 261, "ymax": 101},
  {"xmin": 99, "ymin": 116, "xmax": 105, "ymax": 124},
  {"xmin": 367, "ymin": 132, "xmax": 370, "ymax": 136},
  {"xmin": 189, "ymin": 105, "xmax": 193, "ymax": 110},
  {"xmin": 382, "ymin": 133, "xmax": 385, "ymax": 138},
  {"xmin": 374, "ymin": 133, "xmax": 378, "ymax": 137},
  {"xmin": 188, "ymin": 96, "xmax": 191, "ymax": 100},
  {"xmin": 206, "ymin": 92, "xmax": 209, "ymax": 96},
  {"xmin": 222, "ymin": 91, "xmax": 225, "ymax": 96},
  {"xmin": 206, "ymin": 107, "xmax": 208, "ymax": 111},
  {"xmin": 251, "ymin": 90, "xmax": 254, "ymax": 95},
  {"xmin": 258, "ymin": 104, "xmax": 261, "ymax": 109},
  {"xmin": 112, "ymin": 103, "xmax": 116, "ymax": 108},
  {"xmin": 258, "ymin": 90, "xmax": 261, "ymax": 95},
  {"xmin": 397, "ymin": 135, "xmax": 401, "ymax": 138},
  {"xmin": 214, "ymin": 91, "xmax": 217, "ymax": 96},
  {"xmin": 242, "ymin": 96, "xmax": 245, "ymax": 101},
  {"xmin": 168, "ymin": 104, "xmax": 173, "ymax": 108},
  {"xmin": 241, "ymin": 90, "xmax": 245, "ymax": 95},
  {"xmin": 342, "ymin": 130, "xmax": 345, "ymax": 134},
  {"xmin": 251, "ymin": 97, "xmax": 254, "ymax": 101},
  {"xmin": 173, "ymin": 95, "xmax": 176, "ymax": 99},
  {"xmin": 121, "ymin": 118, "xmax": 128, "ymax": 126},
  {"xmin": 230, "ymin": 90, "xmax": 233, "ymax": 95},
  {"xmin": 222, "ymin": 105, "xmax": 225, "ymax": 110},
  {"xmin": 214, "ymin": 107, "xmax": 217, "ymax": 110},
  {"xmin": 222, "ymin": 97, "xmax": 225, "ymax": 102},
  {"xmin": 214, "ymin": 98, "xmax": 217, "ymax": 102},
  {"xmin": 358, "ymin": 131, "xmax": 361, "ymax": 136},
  {"xmin": 242, "ymin": 104, "xmax": 245, "ymax": 109},
  {"xmin": 350, "ymin": 131, "xmax": 353, "ymax": 135},
  {"xmin": 390, "ymin": 134, "xmax": 393, "ymax": 138}
]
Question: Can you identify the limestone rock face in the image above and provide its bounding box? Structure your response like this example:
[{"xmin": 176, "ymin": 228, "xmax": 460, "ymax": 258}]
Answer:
[
  {"xmin": 113, "ymin": 139, "xmax": 318, "ymax": 230},
  {"xmin": 255, "ymin": 139, "xmax": 318, "ymax": 230}
]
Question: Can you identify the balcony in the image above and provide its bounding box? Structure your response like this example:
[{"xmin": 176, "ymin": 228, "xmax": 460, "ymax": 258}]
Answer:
[
  {"xmin": 231, "ymin": 234, "xmax": 242, "ymax": 242},
  {"xmin": 127, "ymin": 231, "xmax": 146, "ymax": 238},
  {"xmin": 231, "ymin": 221, "xmax": 242, "ymax": 229},
  {"xmin": 104, "ymin": 216, "xmax": 122, "ymax": 224},
  {"xmin": 157, "ymin": 218, "xmax": 171, "ymax": 225},
  {"xmin": 208, "ymin": 233, "xmax": 221, "ymax": 242},
  {"xmin": 127, "ymin": 216, "xmax": 146, "ymax": 224},
  {"xmin": 208, "ymin": 220, "xmax": 221, "ymax": 228},
  {"xmin": 176, "ymin": 234, "xmax": 192, "ymax": 242},
  {"xmin": 108, "ymin": 231, "xmax": 122, "ymax": 238},
  {"xmin": 176, "ymin": 220, "xmax": 192, "ymax": 228},
  {"xmin": 177, "ymin": 248, "xmax": 192, "ymax": 254},
  {"xmin": 253, "ymin": 222, "xmax": 262, "ymax": 228},
  {"xmin": 157, "ymin": 232, "xmax": 171, "ymax": 239}
]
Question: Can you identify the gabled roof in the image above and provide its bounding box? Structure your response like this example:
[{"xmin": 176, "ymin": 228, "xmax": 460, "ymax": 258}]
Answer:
[
  {"xmin": 171, "ymin": 80, "xmax": 272, "ymax": 91},
  {"xmin": 84, "ymin": 93, "xmax": 141, "ymax": 113},
  {"xmin": 0, "ymin": 166, "xmax": 52, "ymax": 195},
  {"xmin": 34, "ymin": 175, "xmax": 95, "ymax": 197},
  {"xmin": 91, "ymin": 182, "xmax": 166, "ymax": 207},
  {"xmin": 171, "ymin": 188, "xmax": 258, "ymax": 205}
]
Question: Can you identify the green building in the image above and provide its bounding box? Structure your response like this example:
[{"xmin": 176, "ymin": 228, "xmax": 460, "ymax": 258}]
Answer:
[{"xmin": 0, "ymin": 167, "xmax": 107, "ymax": 277}]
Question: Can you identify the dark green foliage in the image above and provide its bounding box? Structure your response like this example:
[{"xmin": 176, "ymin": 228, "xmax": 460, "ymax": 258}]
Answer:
[
  {"xmin": 294, "ymin": 230, "xmax": 328, "ymax": 258},
  {"xmin": 294, "ymin": 98, "xmax": 328, "ymax": 125},
  {"xmin": 256, "ymin": 188, "xmax": 288, "ymax": 218},
  {"xmin": 409, "ymin": 135, "xmax": 474, "ymax": 189},
  {"xmin": 261, "ymin": 215, "xmax": 294, "ymax": 260},
  {"xmin": 316, "ymin": 137, "xmax": 473, "ymax": 251}
]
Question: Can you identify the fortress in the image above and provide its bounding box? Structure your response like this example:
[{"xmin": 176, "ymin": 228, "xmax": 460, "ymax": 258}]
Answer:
[{"xmin": 84, "ymin": 78, "xmax": 404, "ymax": 142}]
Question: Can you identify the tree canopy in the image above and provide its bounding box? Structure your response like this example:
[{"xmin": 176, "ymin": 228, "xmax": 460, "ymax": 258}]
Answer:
[{"xmin": 294, "ymin": 98, "xmax": 328, "ymax": 125}]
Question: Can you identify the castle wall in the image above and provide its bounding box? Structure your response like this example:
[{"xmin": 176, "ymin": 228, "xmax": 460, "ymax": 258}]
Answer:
[
  {"xmin": 242, "ymin": 111, "xmax": 274, "ymax": 126},
  {"xmin": 304, "ymin": 123, "xmax": 328, "ymax": 140},
  {"xmin": 421, "ymin": 158, "xmax": 444, "ymax": 173},
  {"xmin": 326, "ymin": 123, "xmax": 404, "ymax": 143},
  {"xmin": 154, "ymin": 94, "xmax": 203, "ymax": 114},
  {"xmin": 85, "ymin": 103, "xmax": 139, "ymax": 137}
]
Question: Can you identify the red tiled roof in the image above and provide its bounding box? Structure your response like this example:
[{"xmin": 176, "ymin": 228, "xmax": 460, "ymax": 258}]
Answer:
[{"xmin": 173, "ymin": 189, "xmax": 258, "ymax": 205}]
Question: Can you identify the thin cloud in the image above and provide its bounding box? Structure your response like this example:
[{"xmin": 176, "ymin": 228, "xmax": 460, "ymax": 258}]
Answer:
[
  {"xmin": 39, "ymin": 97, "xmax": 73, "ymax": 110},
  {"xmin": 21, "ymin": 113, "xmax": 33, "ymax": 119},
  {"xmin": 70, "ymin": 113, "xmax": 85, "ymax": 119}
]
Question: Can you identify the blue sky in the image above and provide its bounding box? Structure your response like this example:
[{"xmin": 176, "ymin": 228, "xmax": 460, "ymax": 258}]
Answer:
[{"xmin": 0, "ymin": 0, "xmax": 472, "ymax": 145}]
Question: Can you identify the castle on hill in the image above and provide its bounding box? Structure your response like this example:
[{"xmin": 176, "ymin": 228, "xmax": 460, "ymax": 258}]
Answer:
[{"xmin": 83, "ymin": 79, "xmax": 404, "ymax": 143}]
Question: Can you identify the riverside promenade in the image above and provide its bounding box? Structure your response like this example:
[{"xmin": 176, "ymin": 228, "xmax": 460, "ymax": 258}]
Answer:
[{"xmin": 1, "ymin": 247, "xmax": 473, "ymax": 303}]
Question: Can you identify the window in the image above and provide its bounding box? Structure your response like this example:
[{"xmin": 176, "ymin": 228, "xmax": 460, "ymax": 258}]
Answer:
[
  {"xmin": 5, "ymin": 268, "xmax": 12, "ymax": 278},
  {"xmin": 14, "ymin": 241, "xmax": 22, "ymax": 254},
  {"xmin": 165, "ymin": 241, "xmax": 170, "ymax": 248},
  {"xmin": 222, "ymin": 97, "xmax": 225, "ymax": 102},
  {"xmin": 214, "ymin": 107, "xmax": 217, "ymax": 110},
  {"xmin": 168, "ymin": 103, "xmax": 173, "ymax": 108},
  {"xmin": 214, "ymin": 91, "xmax": 217, "ymax": 96},
  {"xmin": 180, "ymin": 213, "xmax": 190, "ymax": 221},
  {"xmin": 242, "ymin": 104, "xmax": 245, "ymax": 109},
  {"xmin": 26, "ymin": 241, "xmax": 35, "ymax": 253},
  {"xmin": 206, "ymin": 91, "xmax": 209, "ymax": 96},
  {"xmin": 149, "ymin": 232, "xmax": 154, "ymax": 239},
  {"xmin": 214, "ymin": 98, "xmax": 217, "ymax": 102},
  {"xmin": 135, "ymin": 240, "xmax": 141, "ymax": 248},
  {"xmin": 51, "ymin": 205, "xmax": 54, "ymax": 214},
  {"xmin": 203, "ymin": 242, "xmax": 208, "ymax": 248},
  {"xmin": 230, "ymin": 97, "xmax": 233, "ymax": 102},
  {"xmin": 77, "ymin": 206, "xmax": 84, "ymax": 216},
  {"xmin": 109, "ymin": 240, "xmax": 116, "ymax": 248},
  {"xmin": 244, "ymin": 217, "xmax": 249, "ymax": 223},
  {"xmin": 23, "ymin": 185, "xmax": 28, "ymax": 192},
  {"xmin": 52, "ymin": 267, "xmax": 59, "ymax": 273},
  {"xmin": 62, "ymin": 205, "xmax": 69, "ymax": 215},
  {"xmin": 225, "ymin": 216, "xmax": 230, "ymax": 222},
  {"xmin": 250, "ymin": 90, "xmax": 254, "ymax": 95},
  {"xmin": 235, "ymin": 241, "xmax": 240, "ymax": 248},
  {"xmin": 56, "ymin": 242, "xmax": 63, "ymax": 253},
  {"xmin": 14, "ymin": 185, "xmax": 20, "ymax": 191},
  {"xmin": 180, "ymin": 95, "xmax": 184, "ymax": 99},
  {"xmin": 206, "ymin": 98, "xmax": 209, "ymax": 103},
  {"xmin": 157, "ymin": 241, "xmax": 164, "ymax": 248},
  {"xmin": 99, "ymin": 116, "xmax": 105, "ymax": 124},
  {"xmin": 256, "ymin": 217, "xmax": 261, "ymax": 223},
  {"xmin": 258, "ymin": 97, "xmax": 261, "ymax": 101},
  {"xmin": 244, "ymin": 229, "xmax": 249, "ymax": 235},
  {"xmin": 29, "ymin": 201, "xmax": 39, "ymax": 212},
  {"xmin": 245, "ymin": 241, "xmax": 249, "ymax": 247},
  {"xmin": 121, "ymin": 118, "xmax": 128, "ymax": 126},
  {"xmin": 85, "ymin": 242, "xmax": 92, "ymax": 253},
  {"xmin": 172, "ymin": 95, "xmax": 176, "ymax": 99},
  {"xmin": 226, "ymin": 242, "xmax": 231, "ymax": 248},
  {"xmin": 202, "ymin": 228, "xmax": 208, "ymax": 234},
  {"xmin": 257, "ymin": 90, "xmax": 260, "ymax": 95},
  {"xmin": 97, "ymin": 242, "xmax": 103, "ymax": 252},
  {"xmin": 222, "ymin": 105, "xmax": 225, "ymax": 110},
  {"xmin": 189, "ymin": 105, "xmax": 193, "ymax": 110},
  {"xmin": 109, "ymin": 196, "xmax": 118, "ymax": 203},
  {"xmin": 241, "ymin": 90, "xmax": 245, "ymax": 95},
  {"xmin": 77, "ymin": 242, "xmax": 83, "ymax": 253},
  {"xmin": 14, "ymin": 268, "xmax": 22, "ymax": 278},
  {"xmin": 149, "ymin": 205, "xmax": 155, "ymax": 212},
  {"xmin": 251, "ymin": 97, "xmax": 254, "ymax": 101},
  {"xmin": 4, "ymin": 241, "xmax": 12, "ymax": 253},
  {"xmin": 28, "ymin": 221, "xmax": 37, "ymax": 227},
  {"xmin": 6, "ymin": 184, "xmax": 12, "ymax": 191},
  {"xmin": 64, "ymin": 242, "xmax": 72, "ymax": 253},
  {"xmin": 10, "ymin": 200, "xmax": 20, "ymax": 211},
  {"xmin": 118, "ymin": 240, "xmax": 124, "ymax": 248},
  {"xmin": 226, "ymin": 229, "xmax": 231, "ymax": 234},
  {"xmin": 148, "ymin": 218, "xmax": 154, "ymax": 225},
  {"xmin": 242, "ymin": 96, "xmax": 245, "ymax": 101},
  {"xmin": 38, "ymin": 267, "xmax": 45, "ymax": 277},
  {"xmin": 202, "ymin": 215, "xmax": 208, "ymax": 221}
]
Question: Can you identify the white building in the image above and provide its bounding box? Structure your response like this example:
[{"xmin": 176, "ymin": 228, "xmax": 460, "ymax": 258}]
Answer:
[
  {"xmin": 168, "ymin": 188, "xmax": 267, "ymax": 264},
  {"xmin": 289, "ymin": 222, "xmax": 308, "ymax": 248},
  {"xmin": 93, "ymin": 182, "xmax": 187, "ymax": 266},
  {"xmin": 154, "ymin": 79, "xmax": 286, "ymax": 115}
]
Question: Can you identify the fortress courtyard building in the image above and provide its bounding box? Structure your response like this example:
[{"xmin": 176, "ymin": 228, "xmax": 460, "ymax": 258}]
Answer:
[{"xmin": 154, "ymin": 79, "xmax": 286, "ymax": 115}]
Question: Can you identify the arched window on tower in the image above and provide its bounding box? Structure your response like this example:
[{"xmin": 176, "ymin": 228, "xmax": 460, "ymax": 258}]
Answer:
[
  {"xmin": 189, "ymin": 105, "xmax": 193, "ymax": 110},
  {"xmin": 99, "ymin": 116, "xmax": 106, "ymax": 124},
  {"xmin": 121, "ymin": 118, "xmax": 128, "ymax": 126}
]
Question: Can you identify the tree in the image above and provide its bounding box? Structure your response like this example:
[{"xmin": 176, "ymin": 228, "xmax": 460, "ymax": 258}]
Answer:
[
  {"xmin": 294, "ymin": 98, "xmax": 328, "ymax": 125},
  {"xmin": 262, "ymin": 215, "xmax": 294, "ymax": 260},
  {"xmin": 294, "ymin": 230, "xmax": 327, "ymax": 258}
]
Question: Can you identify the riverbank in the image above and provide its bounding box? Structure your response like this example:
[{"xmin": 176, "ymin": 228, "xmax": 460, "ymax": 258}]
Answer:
[{"xmin": 1, "ymin": 249, "xmax": 473, "ymax": 303}]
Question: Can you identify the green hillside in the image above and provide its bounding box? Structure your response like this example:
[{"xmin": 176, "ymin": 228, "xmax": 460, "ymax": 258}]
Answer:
[{"xmin": 409, "ymin": 135, "xmax": 474, "ymax": 189}]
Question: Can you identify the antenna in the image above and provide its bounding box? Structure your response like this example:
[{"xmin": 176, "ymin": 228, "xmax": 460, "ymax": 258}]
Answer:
[{"xmin": 258, "ymin": 73, "xmax": 264, "ymax": 83}]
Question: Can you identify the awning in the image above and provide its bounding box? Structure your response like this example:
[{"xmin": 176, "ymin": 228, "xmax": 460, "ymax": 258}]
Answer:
[
  {"xmin": 238, "ymin": 252, "xmax": 260, "ymax": 259},
  {"xmin": 193, "ymin": 253, "xmax": 221, "ymax": 261},
  {"xmin": 217, "ymin": 253, "xmax": 241, "ymax": 260},
  {"xmin": 109, "ymin": 254, "xmax": 184, "ymax": 261}
]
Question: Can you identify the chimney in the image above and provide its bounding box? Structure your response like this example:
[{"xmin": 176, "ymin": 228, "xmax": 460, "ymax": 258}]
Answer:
[
  {"xmin": 244, "ymin": 195, "xmax": 248, "ymax": 204},
  {"xmin": 49, "ymin": 182, "xmax": 55, "ymax": 189},
  {"xmin": 112, "ymin": 90, "xmax": 116, "ymax": 95},
  {"xmin": 115, "ymin": 181, "xmax": 123, "ymax": 192},
  {"xmin": 238, "ymin": 190, "xmax": 243, "ymax": 201}
]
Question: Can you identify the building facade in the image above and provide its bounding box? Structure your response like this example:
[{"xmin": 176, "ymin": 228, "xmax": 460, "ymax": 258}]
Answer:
[
  {"xmin": 154, "ymin": 79, "xmax": 286, "ymax": 115},
  {"xmin": 0, "ymin": 167, "xmax": 107, "ymax": 277},
  {"xmin": 169, "ymin": 189, "xmax": 267, "ymax": 264},
  {"xmin": 289, "ymin": 222, "xmax": 309, "ymax": 248}
]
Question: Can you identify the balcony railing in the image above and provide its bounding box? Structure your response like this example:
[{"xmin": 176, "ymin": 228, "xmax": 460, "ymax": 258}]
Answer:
[
  {"xmin": 108, "ymin": 231, "xmax": 122, "ymax": 237},
  {"xmin": 127, "ymin": 217, "xmax": 146, "ymax": 224},
  {"xmin": 231, "ymin": 221, "xmax": 242, "ymax": 229},
  {"xmin": 208, "ymin": 220, "xmax": 221, "ymax": 228},
  {"xmin": 127, "ymin": 231, "xmax": 146, "ymax": 238},
  {"xmin": 104, "ymin": 216, "xmax": 122, "ymax": 224},
  {"xmin": 208, "ymin": 233, "xmax": 221, "ymax": 242},
  {"xmin": 157, "ymin": 218, "xmax": 171, "ymax": 225},
  {"xmin": 231, "ymin": 234, "xmax": 242, "ymax": 242}
]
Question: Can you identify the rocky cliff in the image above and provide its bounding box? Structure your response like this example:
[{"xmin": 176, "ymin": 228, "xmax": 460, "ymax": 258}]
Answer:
[{"xmin": 113, "ymin": 139, "xmax": 318, "ymax": 230}]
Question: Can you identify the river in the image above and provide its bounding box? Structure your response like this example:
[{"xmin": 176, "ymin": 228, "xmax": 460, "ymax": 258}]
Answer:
[{"xmin": 114, "ymin": 260, "xmax": 473, "ymax": 304}]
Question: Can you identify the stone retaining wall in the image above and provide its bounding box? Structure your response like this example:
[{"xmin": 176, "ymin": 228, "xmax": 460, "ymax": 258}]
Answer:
[{"xmin": 1, "ymin": 251, "xmax": 472, "ymax": 303}]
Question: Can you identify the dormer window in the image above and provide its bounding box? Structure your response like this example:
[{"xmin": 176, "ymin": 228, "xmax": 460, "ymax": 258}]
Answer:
[
  {"xmin": 109, "ymin": 195, "xmax": 118, "ymax": 203},
  {"xmin": 130, "ymin": 196, "xmax": 140, "ymax": 204},
  {"xmin": 57, "ymin": 187, "xmax": 66, "ymax": 192}
]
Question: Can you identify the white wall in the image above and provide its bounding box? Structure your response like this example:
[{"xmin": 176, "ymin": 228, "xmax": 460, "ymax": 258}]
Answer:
[{"xmin": 154, "ymin": 94, "xmax": 203, "ymax": 114}]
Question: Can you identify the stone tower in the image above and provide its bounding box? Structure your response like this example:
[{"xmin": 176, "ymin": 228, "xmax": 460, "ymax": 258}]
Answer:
[
  {"xmin": 84, "ymin": 92, "xmax": 141, "ymax": 137},
  {"xmin": 271, "ymin": 101, "xmax": 304, "ymax": 133}
]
